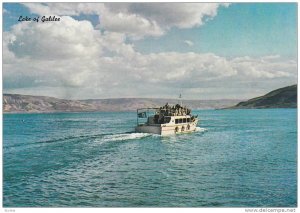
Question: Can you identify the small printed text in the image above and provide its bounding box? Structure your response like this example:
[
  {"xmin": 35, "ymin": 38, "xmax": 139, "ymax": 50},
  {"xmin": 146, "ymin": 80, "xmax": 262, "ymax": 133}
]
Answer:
[{"xmin": 18, "ymin": 15, "xmax": 60, "ymax": 23}]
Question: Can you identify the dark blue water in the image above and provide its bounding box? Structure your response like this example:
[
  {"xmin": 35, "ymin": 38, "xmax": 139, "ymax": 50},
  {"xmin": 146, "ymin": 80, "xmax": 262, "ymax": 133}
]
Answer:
[{"xmin": 3, "ymin": 109, "xmax": 297, "ymax": 207}]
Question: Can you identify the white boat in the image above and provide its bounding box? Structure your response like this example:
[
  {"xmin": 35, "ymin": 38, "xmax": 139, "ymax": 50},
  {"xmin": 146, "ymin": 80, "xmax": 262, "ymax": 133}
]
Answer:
[{"xmin": 135, "ymin": 103, "xmax": 198, "ymax": 136}]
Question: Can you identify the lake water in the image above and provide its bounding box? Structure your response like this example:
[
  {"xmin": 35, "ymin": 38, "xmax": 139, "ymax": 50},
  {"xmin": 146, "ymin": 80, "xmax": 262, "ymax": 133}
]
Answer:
[{"xmin": 3, "ymin": 109, "xmax": 297, "ymax": 207}]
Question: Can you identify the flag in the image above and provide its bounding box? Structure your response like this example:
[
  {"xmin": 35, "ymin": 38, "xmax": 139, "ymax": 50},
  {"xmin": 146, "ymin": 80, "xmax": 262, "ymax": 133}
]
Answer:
[{"xmin": 138, "ymin": 112, "xmax": 147, "ymax": 118}]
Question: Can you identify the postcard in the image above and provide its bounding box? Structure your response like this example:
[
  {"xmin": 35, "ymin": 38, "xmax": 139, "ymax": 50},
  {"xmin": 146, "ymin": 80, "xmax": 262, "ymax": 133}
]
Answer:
[{"xmin": 2, "ymin": 2, "xmax": 297, "ymax": 210}]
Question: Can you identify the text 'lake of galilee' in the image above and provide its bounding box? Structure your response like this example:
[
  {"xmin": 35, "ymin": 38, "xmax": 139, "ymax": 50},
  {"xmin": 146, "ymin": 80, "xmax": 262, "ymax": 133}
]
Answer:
[{"xmin": 3, "ymin": 109, "xmax": 297, "ymax": 207}]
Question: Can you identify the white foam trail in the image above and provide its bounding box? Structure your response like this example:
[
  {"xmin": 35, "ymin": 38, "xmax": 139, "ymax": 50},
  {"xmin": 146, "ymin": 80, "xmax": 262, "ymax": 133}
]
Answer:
[
  {"xmin": 195, "ymin": 127, "xmax": 207, "ymax": 132},
  {"xmin": 103, "ymin": 133, "xmax": 152, "ymax": 142}
]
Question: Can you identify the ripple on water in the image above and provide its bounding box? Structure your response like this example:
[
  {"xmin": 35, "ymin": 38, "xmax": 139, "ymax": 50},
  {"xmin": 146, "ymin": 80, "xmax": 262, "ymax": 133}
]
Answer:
[{"xmin": 3, "ymin": 109, "xmax": 297, "ymax": 207}]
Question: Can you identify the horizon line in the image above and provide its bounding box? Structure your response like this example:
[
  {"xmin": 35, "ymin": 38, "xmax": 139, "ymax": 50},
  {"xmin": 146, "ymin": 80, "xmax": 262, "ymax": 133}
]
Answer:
[{"xmin": 3, "ymin": 93, "xmax": 245, "ymax": 101}]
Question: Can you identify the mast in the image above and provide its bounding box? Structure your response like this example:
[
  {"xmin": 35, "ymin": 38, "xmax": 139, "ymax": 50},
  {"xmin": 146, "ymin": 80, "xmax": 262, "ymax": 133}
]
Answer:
[{"xmin": 179, "ymin": 94, "xmax": 182, "ymax": 106}]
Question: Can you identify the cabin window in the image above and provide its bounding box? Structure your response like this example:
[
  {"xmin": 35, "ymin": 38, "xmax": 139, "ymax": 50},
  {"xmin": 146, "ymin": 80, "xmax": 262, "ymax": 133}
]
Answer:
[
  {"xmin": 187, "ymin": 118, "xmax": 191, "ymax": 122},
  {"xmin": 175, "ymin": 119, "xmax": 178, "ymax": 124},
  {"xmin": 178, "ymin": 118, "xmax": 183, "ymax": 123},
  {"xmin": 183, "ymin": 118, "xmax": 187, "ymax": 123}
]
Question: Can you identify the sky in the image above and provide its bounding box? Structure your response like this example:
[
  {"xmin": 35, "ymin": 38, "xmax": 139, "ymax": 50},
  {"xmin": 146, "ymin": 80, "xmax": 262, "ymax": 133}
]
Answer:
[{"xmin": 2, "ymin": 3, "xmax": 298, "ymax": 100}]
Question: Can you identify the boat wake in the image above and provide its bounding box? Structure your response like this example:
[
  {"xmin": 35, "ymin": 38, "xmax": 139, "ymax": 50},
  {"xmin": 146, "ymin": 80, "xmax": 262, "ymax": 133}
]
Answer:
[
  {"xmin": 102, "ymin": 132, "xmax": 153, "ymax": 142},
  {"xmin": 7, "ymin": 128, "xmax": 207, "ymax": 151},
  {"xmin": 195, "ymin": 127, "xmax": 207, "ymax": 132},
  {"xmin": 103, "ymin": 128, "xmax": 206, "ymax": 142}
]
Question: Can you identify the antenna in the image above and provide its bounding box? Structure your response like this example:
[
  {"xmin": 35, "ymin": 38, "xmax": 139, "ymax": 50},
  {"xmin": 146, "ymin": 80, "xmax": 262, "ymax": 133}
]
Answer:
[{"xmin": 179, "ymin": 93, "xmax": 182, "ymax": 106}]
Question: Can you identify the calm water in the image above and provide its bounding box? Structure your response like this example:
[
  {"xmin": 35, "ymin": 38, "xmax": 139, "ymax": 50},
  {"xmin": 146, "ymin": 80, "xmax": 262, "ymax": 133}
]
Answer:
[{"xmin": 3, "ymin": 109, "xmax": 297, "ymax": 207}]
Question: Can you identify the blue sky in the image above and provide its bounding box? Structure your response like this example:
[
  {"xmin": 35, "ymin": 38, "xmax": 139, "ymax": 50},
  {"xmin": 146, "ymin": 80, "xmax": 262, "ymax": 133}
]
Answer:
[
  {"xmin": 4, "ymin": 3, "xmax": 297, "ymax": 58},
  {"xmin": 2, "ymin": 3, "xmax": 298, "ymax": 99},
  {"xmin": 134, "ymin": 3, "xmax": 297, "ymax": 58},
  {"xmin": 3, "ymin": 3, "xmax": 100, "ymax": 31}
]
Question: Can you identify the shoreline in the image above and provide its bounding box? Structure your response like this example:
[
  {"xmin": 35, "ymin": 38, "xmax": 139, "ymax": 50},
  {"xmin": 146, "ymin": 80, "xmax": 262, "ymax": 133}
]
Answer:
[{"xmin": 3, "ymin": 107, "xmax": 297, "ymax": 115}]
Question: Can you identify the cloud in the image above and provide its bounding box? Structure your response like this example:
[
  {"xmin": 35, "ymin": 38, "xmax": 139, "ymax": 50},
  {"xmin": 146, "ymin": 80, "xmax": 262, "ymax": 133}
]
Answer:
[
  {"xmin": 184, "ymin": 40, "xmax": 194, "ymax": 47},
  {"xmin": 3, "ymin": 8, "xmax": 9, "ymax": 14},
  {"xmin": 7, "ymin": 16, "xmax": 102, "ymax": 60},
  {"xmin": 22, "ymin": 3, "xmax": 229, "ymax": 39},
  {"xmin": 3, "ymin": 15, "xmax": 297, "ymax": 99},
  {"xmin": 118, "ymin": 3, "xmax": 230, "ymax": 29},
  {"xmin": 3, "ymin": 3, "xmax": 297, "ymax": 100},
  {"xmin": 22, "ymin": 3, "xmax": 91, "ymax": 16},
  {"xmin": 99, "ymin": 10, "xmax": 164, "ymax": 39}
]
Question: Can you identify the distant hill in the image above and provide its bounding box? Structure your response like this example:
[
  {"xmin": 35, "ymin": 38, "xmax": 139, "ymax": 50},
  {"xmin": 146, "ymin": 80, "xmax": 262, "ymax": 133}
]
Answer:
[
  {"xmin": 3, "ymin": 94, "xmax": 96, "ymax": 113},
  {"xmin": 228, "ymin": 85, "xmax": 297, "ymax": 109},
  {"xmin": 3, "ymin": 94, "xmax": 243, "ymax": 113}
]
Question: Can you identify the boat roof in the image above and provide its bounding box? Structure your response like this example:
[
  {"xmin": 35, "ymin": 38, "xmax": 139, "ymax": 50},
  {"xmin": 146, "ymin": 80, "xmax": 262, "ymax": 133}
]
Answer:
[
  {"xmin": 137, "ymin": 107, "xmax": 160, "ymax": 110},
  {"xmin": 155, "ymin": 115, "xmax": 192, "ymax": 118}
]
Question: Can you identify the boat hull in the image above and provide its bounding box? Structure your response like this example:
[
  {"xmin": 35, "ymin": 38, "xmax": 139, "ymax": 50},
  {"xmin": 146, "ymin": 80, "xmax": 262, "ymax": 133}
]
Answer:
[{"xmin": 136, "ymin": 120, "xmax": 198, "ymax": 136}]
